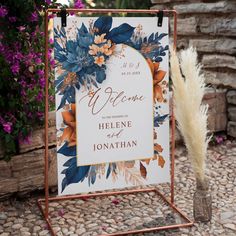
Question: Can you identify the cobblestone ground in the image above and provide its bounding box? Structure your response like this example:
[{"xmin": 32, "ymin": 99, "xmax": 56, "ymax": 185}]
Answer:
[{"xmin": 0, "ymin": 140, "xmax": 235, "ymax": 236}]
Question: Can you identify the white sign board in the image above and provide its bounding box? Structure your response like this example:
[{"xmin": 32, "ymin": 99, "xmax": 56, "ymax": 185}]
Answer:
[
  {"xmin": 54, "ymin": 16, "xmax": 170, "ymax": 195},
  {"xmin": 76, "ymin": 44, "xmax": 154, "ymax": 166}
]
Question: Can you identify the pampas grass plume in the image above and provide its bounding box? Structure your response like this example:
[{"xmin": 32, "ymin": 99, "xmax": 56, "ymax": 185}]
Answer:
[{"xmin": 170, "ymin": 47, "xmax": 210, "ymax": 183}]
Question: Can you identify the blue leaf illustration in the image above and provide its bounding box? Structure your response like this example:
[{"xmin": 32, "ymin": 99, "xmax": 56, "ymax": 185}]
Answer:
[
  {"xmin": 75, "ymin": 83, "xmax": 80, "ymax": 90},
  {"xmin": 106, "ymin": 164, "xmax": 111, "ymax": 179},
  {"xmin": 54, "ymin": 50, "xmax": 67, "ymax": 63},
  {"xmin": 96, "ymin": 68, "xmax": 106, "ymax": 83},
  {"xmin": 54, "ymin": 28, "xmax": 59, "ymax": 36},
  {"xmin": 79, "ymin": 23, "xmax": 88, "ymax": 34},
  {"xmin": 55, "ymin": 72, "xmax": 67, "ymax": 87},
  {"xmin": 63, "ymin": 157, "xmax": 76, "ymax": 167},
  {"xmin": 107, "ymin": 23, "xmax": 135, "ymax": 44},
  {"xmin": 88, "ymin": 166, "xmax": 97, "ymax": 186},
  {"xmin": 58, "ymin": 142, "xmax": 76, "ymax": 156},
  {"xmin": 61, "ymin": 178, "xmax": 68, "ymax": 192},
  {"xmin": 54, "ymin": 41, "xmax": 64, "ymax": 52},
  {"xmin": 94, "ymin": 16, "xmax": 112, "ymax": 34},
  {"xmin": 155, "ymin": 33, "xmax": 168, "ymax": 42},
  {"xmin": 61, "ymin": 27, "xmax": 66, "ymax": 37},
  {"xmin": 148, "ymin": 33, "xmax": 154, "ymax": 43},
  {"xmin": 78, "ymin": 34, "xmax": 94, "ymax": 49},
  {"xmin": 66, "ymin": 40, "xmax": 77, "ymax": 53},
  {"xmin": 57, "ymin": 94, "xmax": 67, "ymax": 110},
  {"xmin": 66, "ymin": 86, "xmax": 75, "ymax": 104},
  {"xmin": 154, "ymin": 114, "xmax": 169, "ymax": 127},
  {"xmin": 61, "ymin": 157, "xmax": 91, "ymax": 192}
]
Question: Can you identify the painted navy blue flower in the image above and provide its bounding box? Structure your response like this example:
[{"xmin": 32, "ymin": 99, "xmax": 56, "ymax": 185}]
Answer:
[{"xmin": 127, "ymin": 32, "xmax": 169, "ymax": 62}]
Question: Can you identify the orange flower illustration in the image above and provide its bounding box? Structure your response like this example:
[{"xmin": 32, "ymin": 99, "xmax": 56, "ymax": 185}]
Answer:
[
  {"xmin": 94, "ymin": 33, "xmax": 107, "ymax": 44},
  {"xmin": 146, "ymin": 58, "xmax": 167, "ymax": 103},
  {"xmin": 59, "ymin": 103, "xmax": 76, "ymax": 147},
  {"xmin": 94, "ymin": 56, "xmax": 105, "ymax": 66},
  {"xmin": 88, "ymin": 44, "xmax": 100, "ymax": 56}
]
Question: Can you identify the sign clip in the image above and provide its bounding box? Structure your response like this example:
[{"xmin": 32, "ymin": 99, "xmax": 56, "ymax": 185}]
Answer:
[
  {"xmin": 58, "ymin": 8, "xmax": 67, "ymax": 27},
  {"xmin": 157, "ymin": 11, "xmax": 164, "ymax": 27}
]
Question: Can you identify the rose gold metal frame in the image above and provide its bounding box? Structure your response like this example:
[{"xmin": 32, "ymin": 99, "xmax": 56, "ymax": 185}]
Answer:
[{"xmin": 39, "ymin": 8, "xmax": 193, "ymax": 236}]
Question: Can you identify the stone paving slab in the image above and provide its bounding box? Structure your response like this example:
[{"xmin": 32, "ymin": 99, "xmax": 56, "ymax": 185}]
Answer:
[{"xmin": 0, "ymin": 140, "xmax": 236, "ymax": 236}]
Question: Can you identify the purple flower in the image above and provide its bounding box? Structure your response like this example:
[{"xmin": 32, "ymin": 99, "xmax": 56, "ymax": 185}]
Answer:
[
  {"xmin": 3, "ymin": 122, "xmax": 12, "ymax": 134},
  {"xmin": 29, "ymin": 12, "xmax": 38, "ymax": 22},
  {"xmin": 17, "ymin": 26, "xmax": 26, "ymax": 32},
  {"xmin": 45, "ymin": 0, "xmax": 52, "ymax": 5},
  {"xmin": 58, "ymin": 209, "xmax": 65, "ymax": 217},
  {"xmin": 27, "ymin": 112, "xmax": 33, "ymax": 118},
  {"xmin": 50, "ymin": 59, "xmax": 55, "ymax": 67},
  {"xmin": 9, "ymin": 16, "xmax": 17, "ymax": 22},
  {"xmin": 19, "ymin": 80, "xmax": 27, "ymax": 87},
  {"xmin": 0, "ymin": 6, "xmax": 8, "ymax": 17},
  {"xmin": 49, "ymin": 95, "xmax": 55, "ymax": 102},
  {"xmin": 49, "ymin": 38, "xmax": 54, "ymax": 44},
  {"xmin": 74, "ymin": 0, "xmax": 84, "ymax": 9},
  {"xmin": 215, "ymin": 135, "xmax": 224, "ymax": 144},
  {"xmin": 21, "ymin": 90, "xmax": 26, "ymax": 97},
  {"xmin": 36, "ymin": 91, "xmax": 43, "ymax": 101},
  {"xmin": 14, "ymin": 52, "xmax": 23, "ymax": 60},
  {"xmin": 37, "ymin": 69, "xmax": 44, "ymax": 77},
  {"xmin": 36, "ymin": 112, "xmax": 44, "ymax": 119},
  {"xmin": 18, "ymin": 134, "xmax": 32, "ymax": 145},
  {"xmin": 48, "ymin": 14, "xmax": 55, "ymax": 19},
  {"xmin": 39, "ymin": 78, "xmax": 46, "ymax": 88},
  {"xmin": 11, "ymin": 64, "xmax": 20, "ymax": 74},
  {"xmin": 35, "ymin": 58, "xmax": 42, "ymax": 64}
]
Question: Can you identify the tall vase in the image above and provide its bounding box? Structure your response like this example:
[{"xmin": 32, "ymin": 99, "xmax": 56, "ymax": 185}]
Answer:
[{"xmin": 193, "ymin": 178, "xmax": 212, "ymax": 222}]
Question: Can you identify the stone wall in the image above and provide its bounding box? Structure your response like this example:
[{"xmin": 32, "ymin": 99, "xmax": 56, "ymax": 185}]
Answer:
[
  {"xmin": 0, "ymin": 113, "xmax": 57, "ymax": 199},
  {"xmin": 227, "ymin": 90, "xmax": 236, "ymax": 137},
  {"xmin": 152, "ymin": 0, "xmax": 236, "ymax": 137},
  {"xmin": 0, "ymin": 89, "xmax": 227, "ymax": 199}
]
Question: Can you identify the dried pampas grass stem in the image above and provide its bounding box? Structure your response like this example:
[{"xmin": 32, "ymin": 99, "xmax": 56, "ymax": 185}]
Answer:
[{"xmin": 170, "ymin": 47, "xmax": 210, "ymax": 183}]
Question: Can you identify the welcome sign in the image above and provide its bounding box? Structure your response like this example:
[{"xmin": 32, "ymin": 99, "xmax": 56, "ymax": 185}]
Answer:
[
  {"xmin": 76, "ymin": 42, "xmax": 154, "ymax": 166},
  {"xmin": 54, "ymin": 17, "xmax": 170, "ymax": 195}
]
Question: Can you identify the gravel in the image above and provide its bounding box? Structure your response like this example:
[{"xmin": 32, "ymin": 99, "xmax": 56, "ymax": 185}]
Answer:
[{"xmin": 0, "ymin": 140, "xmax": 235, "ymax": 236}]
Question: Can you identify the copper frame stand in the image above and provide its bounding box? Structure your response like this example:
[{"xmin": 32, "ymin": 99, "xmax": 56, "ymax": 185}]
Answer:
[{"xmin": 39, "ymin": 8, "xmax": 194, "ymax": 236}]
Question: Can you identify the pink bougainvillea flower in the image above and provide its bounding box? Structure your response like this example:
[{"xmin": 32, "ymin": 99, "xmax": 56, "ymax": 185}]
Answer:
[
  {"xmin": 48, "ymin": 13, "xmax": 55, "ymax": 19},
  {"xmin": 111, "ymin": 198, "xmax": 120, "ymax": 205},
  {"xmin": 35, "ymin": 57, "xmax": 42, "ymax": 64},
  {"xmin": 39, "ymin": 78, "xmax": 45, "ymax": 88},
  {"xmin": 11, "ymin": 64, "xmax": 20, "ymax": 74},
  {"xmin": 70, "ymin": 0, "xmax": 84, "ymax": 15},
  {"xmin": 8, "ymin": 16, "xmax": 17, "ymax": 22},
  {"xmin": 74, "ymin": 0, "xmax": 85, "ymax": 9},
  {"xmin": 37, "ymin": 69, "xmax": 44, "ymax": 77},
  {"xmin": 17, "ymin": 26, "xmax": 26, "ymax": 32},
  {"xmin": 0, "ymin": 6, "xmax": 8, "ymax": 17},
  {"xmin": 49, "ymin": 38, "xmax": 54, "ymax": 44},
  {"xmin": 58, "ymin": 208, "xmax": 65, "ymax": 217},
  {"xmin": 45, "ymin": 0, "xmax": 52, "ymax": 5},
  {"xmin": 36, "ymin": 91, "xmax": 43, "ymax": 101},
  {"xmin": 3, "ymin": 122, "xmax": 12, "ymax": 134},
  {"xmin": 18, "ymin": 133, "xmax": 32, "ymax": 145},
  {"xmin": 216, "ymin": 135, "xmax": 224, "ymax": 144},
  {"xmin": 29, "ymin": 11, "xmax": 38, "ymax": 22}
]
